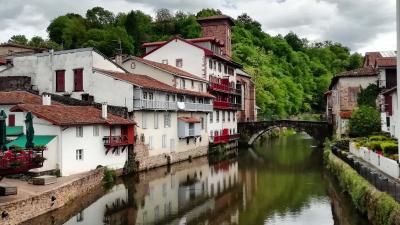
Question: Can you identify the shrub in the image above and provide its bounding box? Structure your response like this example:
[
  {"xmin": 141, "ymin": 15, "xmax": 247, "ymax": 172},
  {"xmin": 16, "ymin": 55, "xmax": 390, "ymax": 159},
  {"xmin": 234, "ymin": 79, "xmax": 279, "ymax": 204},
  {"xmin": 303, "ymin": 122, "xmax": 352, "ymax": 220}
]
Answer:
[
  {"xmin": 357, "ymin": 84, "xmax": 380, "ymax": 107},
  {"xmin": 381, "ymin": 142, "xmax": 398, "ymax": 155},
  {"xmin": 369, "ymin": 135, "xmax": 389, "ymax": 141},
  {"xmin": 349, "ymin": 106, "xmax": 381, "ymax": 137},
  {"xmin": 366, "ymin": 141, "xmax": 383, "ymax": 151},
  {"xmin": 333, "ymin": 138, "xmax": 350, "ymax": 150},
  {"xmin": 102, "ymin": 167, "xmax": 117, "ymax": 188}
]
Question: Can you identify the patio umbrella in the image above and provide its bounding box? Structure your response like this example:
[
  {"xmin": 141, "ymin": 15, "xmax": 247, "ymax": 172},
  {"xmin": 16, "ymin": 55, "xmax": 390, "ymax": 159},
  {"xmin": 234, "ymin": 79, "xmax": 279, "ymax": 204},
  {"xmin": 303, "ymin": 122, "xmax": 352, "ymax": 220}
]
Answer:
[
  {"xmin": 0, "ymin": 110, "xmax": 6, "ymax": 151},
  {"xmin": 25, "ymin": 112, "xmax": 35, "ymax": 149}
]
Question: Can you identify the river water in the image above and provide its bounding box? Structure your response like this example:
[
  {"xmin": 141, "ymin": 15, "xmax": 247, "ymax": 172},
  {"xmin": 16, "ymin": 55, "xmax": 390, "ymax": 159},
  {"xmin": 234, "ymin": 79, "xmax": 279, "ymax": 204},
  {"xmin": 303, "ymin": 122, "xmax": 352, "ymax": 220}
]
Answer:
[{"xmin": 24, "ymin": 133, "xmax": 370, "ymax": 225}]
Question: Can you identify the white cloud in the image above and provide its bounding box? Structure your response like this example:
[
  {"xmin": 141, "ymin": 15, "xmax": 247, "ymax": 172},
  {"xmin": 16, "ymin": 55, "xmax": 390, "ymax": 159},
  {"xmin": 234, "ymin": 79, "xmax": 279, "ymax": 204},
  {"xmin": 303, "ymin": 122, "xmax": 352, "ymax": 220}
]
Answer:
[{"xmin": 0, "ymin": 0, "xmax": 396, "ymax": 54}]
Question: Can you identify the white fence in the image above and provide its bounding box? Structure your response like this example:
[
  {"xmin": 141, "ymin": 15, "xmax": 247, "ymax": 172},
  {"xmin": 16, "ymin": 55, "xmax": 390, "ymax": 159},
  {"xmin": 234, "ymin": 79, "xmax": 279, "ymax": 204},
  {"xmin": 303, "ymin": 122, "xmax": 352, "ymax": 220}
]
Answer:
[{"xmin": 350, "ymin": 142, "xmax": 400, "ymax": 179}]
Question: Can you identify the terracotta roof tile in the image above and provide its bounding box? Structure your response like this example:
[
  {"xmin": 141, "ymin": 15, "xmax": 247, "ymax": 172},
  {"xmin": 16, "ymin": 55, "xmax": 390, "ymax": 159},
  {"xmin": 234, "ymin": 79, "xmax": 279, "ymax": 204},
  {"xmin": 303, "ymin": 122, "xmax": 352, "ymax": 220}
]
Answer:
[
  {"xmin": 94, "ymin": 69, "xmax": 214, "ymax": 98},
  {"xmin": 329, "ymin": 66, "xmax": 378, "ymax": 89},
  {"xmin": 131, "ymin": 57, "xmax": 208, "ymax": 82},
  {"xmin": 10, "ymin": 104, "xmax": 134, "ymax": 126},
  {"xmin": 0, "ymin": 91, "xmax": 62, "ymax": 105},
  {"xmin": 143, "ymin": 36, "xmax": 224, "ymax": 47},
  {"xmin": 375, "ymin": 57, "xmax": 396, "ymax": 67},
  {"xmin": 178, "ymin": 117, "xmax": 201, "ymax": 123},
  {"xmin": 364, "ymin": 52, "xmax": 381, "ymax": 67}
]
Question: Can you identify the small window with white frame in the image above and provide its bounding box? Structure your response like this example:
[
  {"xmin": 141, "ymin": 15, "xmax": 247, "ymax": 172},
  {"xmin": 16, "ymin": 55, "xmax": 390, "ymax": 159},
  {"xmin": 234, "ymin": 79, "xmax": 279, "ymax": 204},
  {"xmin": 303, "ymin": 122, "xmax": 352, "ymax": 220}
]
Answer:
[
  {"xmin": 76, "ymin": 126, "xmax": 83, "ymax": 137},
  {"xmin": 162, "ymin": 59, "xmax": 168, "ymax": 64},
  {"xmin": 162, "ymin": 135, "xmax": 167, "ymax": 148},
  {"xmin": 93, "ymin": 126, "xmax": 99, "ymax": 136},
  {"xmin": 76, "ymin": 149, "xmax": 83, "ymax": 160},
  {"xmin": 176, "ymin": 59, "xmax": 183, "ymax": 67}
]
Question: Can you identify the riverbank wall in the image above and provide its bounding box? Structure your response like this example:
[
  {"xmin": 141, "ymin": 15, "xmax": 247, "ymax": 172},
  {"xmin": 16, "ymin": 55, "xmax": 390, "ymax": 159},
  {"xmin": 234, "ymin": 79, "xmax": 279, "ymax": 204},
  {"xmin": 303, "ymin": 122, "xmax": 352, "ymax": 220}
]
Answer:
[{"xmin": 324, "ymin": 147, "xmax": 400, "ymax": 225}]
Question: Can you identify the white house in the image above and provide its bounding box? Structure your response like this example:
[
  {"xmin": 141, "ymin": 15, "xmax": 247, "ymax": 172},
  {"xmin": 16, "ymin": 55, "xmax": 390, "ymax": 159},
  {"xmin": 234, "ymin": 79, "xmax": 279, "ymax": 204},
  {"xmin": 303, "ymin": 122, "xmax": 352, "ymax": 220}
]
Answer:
[
  {"xmin": 4, "ymin": 95, "xmax": 135, "ymax": 176},
  {"xmin": 142, "ymin": 16, "xmax": 242, "ymax": 148},
  {"xmin": 381, "ymin": 87, "xmax": 398, "ymax": 137}
]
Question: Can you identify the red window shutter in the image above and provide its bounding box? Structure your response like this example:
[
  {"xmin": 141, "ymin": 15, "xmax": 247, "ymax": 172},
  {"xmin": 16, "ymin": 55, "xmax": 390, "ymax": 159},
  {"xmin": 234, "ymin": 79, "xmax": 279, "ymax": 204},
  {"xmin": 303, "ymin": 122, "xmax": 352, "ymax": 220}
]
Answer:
[
  {"xmin": 8, "ymin": 114, "xmax": 15, "ymax": 127},
  {"xmin": 74, "ymin": 69, "xmax": 83, "ymax": 91},
  {"xmin": 385, "ymin": 95, "xmax": 393, "ymax": 116},
  {"xmin": 56, "ymin": 70, "xmax": 65, "ymax": 92}
]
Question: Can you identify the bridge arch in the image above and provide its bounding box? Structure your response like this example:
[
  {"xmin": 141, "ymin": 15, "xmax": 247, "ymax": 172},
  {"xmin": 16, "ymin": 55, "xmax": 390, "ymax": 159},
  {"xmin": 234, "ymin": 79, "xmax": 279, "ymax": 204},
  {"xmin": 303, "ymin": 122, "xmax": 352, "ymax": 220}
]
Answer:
[{"xmin": 237, "ymin": 120, "xmax": 332, "ymax": 146}]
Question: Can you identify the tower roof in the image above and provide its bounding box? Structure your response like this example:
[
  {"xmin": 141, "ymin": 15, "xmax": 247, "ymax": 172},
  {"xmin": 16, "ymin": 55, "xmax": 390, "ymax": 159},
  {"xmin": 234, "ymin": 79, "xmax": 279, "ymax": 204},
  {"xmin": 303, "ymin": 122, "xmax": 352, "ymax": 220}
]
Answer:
[{"xmin": 197, "ymin": 15, "xmax": 235, "ymax": 26}]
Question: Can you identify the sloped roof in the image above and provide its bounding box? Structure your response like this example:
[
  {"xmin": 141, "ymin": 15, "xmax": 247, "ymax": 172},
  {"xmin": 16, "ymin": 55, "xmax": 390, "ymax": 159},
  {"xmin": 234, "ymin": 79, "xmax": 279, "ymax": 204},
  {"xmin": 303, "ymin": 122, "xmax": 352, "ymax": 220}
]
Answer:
[
  {"xmin": 143, "ymin": 36, "xmax": 224, "ymax": 47},
  {"xmin": 128, "ymin": 56, "xmax": 207, "ymax": 82},
  {"xmin": 94, "ymin": 68, "xmax": 215, "ymax": 98},
  {"xmin": 10, "ymin": 104, "xmax": 135, "ymax": 126},
  {"xmin": 0, "ymin": 43, "xmax": 47, "ymax": 51},
  {"xmin": 329, "ymin": 66, "xmax": 378, "ymax": 89},
  {"xmin": 0, "ymin": 91, "xmax": 62, "ymax": 105},
  {"xmin": 375, "ymin": 57, "xmax": 396, "ymax": 68},
  {"xmin": 196, "ymin": 15, "xmax": 235, "ymax": 26}
]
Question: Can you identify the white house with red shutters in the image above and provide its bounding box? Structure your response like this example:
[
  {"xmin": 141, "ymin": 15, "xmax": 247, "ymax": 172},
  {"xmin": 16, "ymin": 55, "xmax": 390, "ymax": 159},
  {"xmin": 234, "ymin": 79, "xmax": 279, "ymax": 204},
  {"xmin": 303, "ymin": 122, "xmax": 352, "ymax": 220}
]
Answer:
[
  {"xmin": 0, "ymin": 91, "xmax": 135, "ymax": 176},
  {"xmin": 142, "ymin": 16, "xmax": 242, "ymax": 147}
]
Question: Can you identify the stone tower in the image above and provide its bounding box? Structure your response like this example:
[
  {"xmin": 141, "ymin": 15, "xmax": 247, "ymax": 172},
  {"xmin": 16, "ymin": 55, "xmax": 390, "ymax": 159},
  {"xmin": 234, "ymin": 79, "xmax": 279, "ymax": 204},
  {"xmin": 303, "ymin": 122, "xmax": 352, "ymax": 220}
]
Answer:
[{"xmin": 197, "ymin": 15, "xmax": 235, "ymax": 58}]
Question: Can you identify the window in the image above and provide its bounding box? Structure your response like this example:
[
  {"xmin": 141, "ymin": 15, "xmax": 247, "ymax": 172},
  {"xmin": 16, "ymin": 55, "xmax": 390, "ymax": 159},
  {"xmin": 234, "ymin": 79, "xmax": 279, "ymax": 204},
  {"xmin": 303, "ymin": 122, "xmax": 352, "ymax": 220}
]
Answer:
[
  {"xmin": 143, "ymin": 92, "xmax": 148, "ymax": 99},
  {"xmin": 209, "ymin": 59, "xmax": 213, "ymax": 69},
  {"xmin": 76, "ymin": 149, "xmax": 83, "ymax": 160},
  {"xmin": 233, "ymin": 112, "xmax": 236, "ymax": 121},
  {"xmin": 199, "ymin": 83, "xmax": 204, "ymax": 92},
  {"xmin": 162, "ymin": 59, "xmax": 168, "ymax": 64},
  {"xmin": 115, "ymin": 148, "xmax": 120, "ymax": 156},
  {"xmin": 93, "ymin": 126, "xmax": 99, "ymax": 136},
  {"xmin": 222, "ymin": 111, "xmax": 225, "ymax": 122},
  {"xmin": 162, "ymin": 135, "xmax": 167, "ymax": 148},
  {"xmin": 170, "ymin": 139, "xmax": 175, "ymax": 151},
  {"xmin": 181, "ymin": 80, "xmax": 186, "ymax": 89},
  {"xmin": 201, "ymin": 117, "xmax": 204, "ymax": 130},
  {"xmin": 224, "ymin": 65, "xmax": 227, "ymax": 74},
  {"xmin": 176, "ymin": 59, "xmax": 183, "ymax": 68},
  {"xmin": 228, "ymin": 111, "xmax": 231, "ymax": 121},
  {"xmin": 164, "ymin": 112, "xmax": 171, "ymax": 128},
  {"xmin": 149, "ymin": 136, "xmax": 154, "ymax": 150},
  {"xmin": 55, "ymin": 70, "xmax": 65, "ymax": 92},
  {"xmin": 216, "ymin": 110, "xmax": 219, "ymax": 122},
  {"xmin": 149, "ymin": 93, "xmax": 153, "ymax": 100},
  {"xmin": 210, "ymin": 112, "xmax": 213, "ymax": 123},
  {"xmin": 191, "ymin": 80, "xmax": 194, "ymax": 88},
  {"xmin": 8, "ymin": 114, "xmax": 15, "ymax": 127},
  {"xmin": 348, "ymin": 87, "xmax": 360, "ymax": 102},
  {"xmin": 73, "ymin": 68, "xmax": 83, "ymax": 91},
  {"xmin": 142, "ymin": 112, "xmax": 147, "ymax": 129},
  {"xmin": 213, "ymin": 61, "xmax": 216, "ymax": 70},
  {"xmin": 154, "ymin": 113, "xmax": 159, "ymax": 129},
  {"xmin": 76, "ymin": 212, "xmax": 84, "ymax": 222},
  {"xmin": 218, "ymin": 63, "xmax": 221, "ymax": 72},
  {"xmin": 166, "ymin": 95, "xmax": 170, "ymax": 101},
  {"xmin": 76, "ymin": 126, "xmax": 83, "ymax": 137}
]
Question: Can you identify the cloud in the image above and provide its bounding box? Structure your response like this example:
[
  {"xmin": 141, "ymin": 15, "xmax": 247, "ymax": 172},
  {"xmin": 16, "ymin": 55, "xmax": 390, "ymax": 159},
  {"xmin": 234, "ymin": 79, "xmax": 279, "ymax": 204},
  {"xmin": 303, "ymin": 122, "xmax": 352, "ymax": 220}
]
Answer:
[{"xmin": 0, "ymin": 0, "xmax": 395, "ymax": 53}]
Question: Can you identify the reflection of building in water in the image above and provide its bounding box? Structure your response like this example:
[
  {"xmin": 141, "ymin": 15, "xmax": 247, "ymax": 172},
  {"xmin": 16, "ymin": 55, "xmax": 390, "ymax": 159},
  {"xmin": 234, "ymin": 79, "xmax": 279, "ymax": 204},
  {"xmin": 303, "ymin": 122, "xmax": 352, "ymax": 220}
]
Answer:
[
  {"xmin": 208, "ymin": 160, "xmax": 238, "ymax": 197},
  {"xmin": 239, "ymin": 168, "xmax": 258, "ymax": 211},
  {"xmin": 63, "ymin": 184, "xmax": 129, "ymax": 225}
]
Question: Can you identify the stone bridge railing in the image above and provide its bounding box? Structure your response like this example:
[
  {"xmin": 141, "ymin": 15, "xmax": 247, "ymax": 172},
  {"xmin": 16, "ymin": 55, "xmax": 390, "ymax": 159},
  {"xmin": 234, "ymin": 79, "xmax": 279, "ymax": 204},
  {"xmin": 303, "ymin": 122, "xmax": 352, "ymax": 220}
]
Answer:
[{"xmin": 238, "ymin": 120, "xmax": 332, "ymax": 146}]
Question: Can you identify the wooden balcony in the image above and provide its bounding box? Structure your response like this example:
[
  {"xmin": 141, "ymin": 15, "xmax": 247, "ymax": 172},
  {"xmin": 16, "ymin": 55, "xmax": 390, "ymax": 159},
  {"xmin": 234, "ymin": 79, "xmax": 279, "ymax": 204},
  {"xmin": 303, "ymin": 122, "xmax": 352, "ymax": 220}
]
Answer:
[
  {"xmin": 209, "ymin": 82, "xmax": 241, "ymax": 95},
  {"xmin": 213, "ymin": 101, "xmax": 241, "ymax": 110},
  {"xmin": 103, "ymin": 135, "xmax": 132, "ymax": 148}
]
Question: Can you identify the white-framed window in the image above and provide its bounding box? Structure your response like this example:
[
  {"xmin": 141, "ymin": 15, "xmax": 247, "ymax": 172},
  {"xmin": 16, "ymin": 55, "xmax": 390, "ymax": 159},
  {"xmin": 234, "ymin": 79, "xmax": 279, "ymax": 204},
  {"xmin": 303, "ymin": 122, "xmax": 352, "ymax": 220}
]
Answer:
[
  {"xmin": 210, "ymin": 112, "xmax": 213, "ymax": 123},
  {"xmin": 76, "ymin": 211, "xmax": 84, "ymax": 222},
  {"xmin": 162, "ymin": 59, "xmax": 168, "ymax": 64},
  {"xmin": 201, "ymin": 117, "xmax": 204, "ymax": 130},
  {"xmin": 149, "ymin": 92, "xmax": 153, "ymax": 100},
  {"xmin": 149, "ymin": 136, "xmax": 154, "ymax": 150},
  {"xmin": 222, "ymin": 111, "xmax": 225, "ymax": 122},
  {"xmin": 170, "ymin": 138, "xmax": 175, "ymax": 151},
  {"xmin": 164, "ymin": 112, "xmax": 171, "ymax": 128},
  {"xmin": 216, "ymin": 110, "xmax": 219, "ymax": 122},
  {"xmin": 76, "ymin": 149, "xmax": 83, "ymax": 160},
  {"xmin": 162, "ymin": 135, "xmax": 167, "ymax": 148},
  {"xmin": 176, "ymin": 59, "xmax": 183, "ymax": 67},
  {"xmin": 228, "ymin": 111, "xmax": 231, "ymax": 121},
  {"xmin": 115, "ymin": 148, "xmax": 120, "ymax": 156},
  {"xmin": 142, "ymin": 112, "xmax": 147, "ymax": 129},
  {"xmin": 181, "ymin": 79, "xmax": 186, "ymax": 89},
  {"xmin": 143, "ymin": 92, "xmax": 148, "ymax": 99},
  {"xmin": 233, "ymin": 112, "xmax": 236, "ymax": 121},
  {"xmin": 93, "ymin": 126, "xmax": 99, "ymax": 136},
  {"xmin": 154, "ymin": 112, "xmax": 159, "ymax": 129},
  {"xmin": 191, "ymin": 80, "xmax": 194, "ymax": 88},
  {"xmin": 209, "ymin": 59, "xmax": 213, "ymax": 69},
  {"xmin": 76, "ymin": 126, "xmax": 83, "ymax": 137}
]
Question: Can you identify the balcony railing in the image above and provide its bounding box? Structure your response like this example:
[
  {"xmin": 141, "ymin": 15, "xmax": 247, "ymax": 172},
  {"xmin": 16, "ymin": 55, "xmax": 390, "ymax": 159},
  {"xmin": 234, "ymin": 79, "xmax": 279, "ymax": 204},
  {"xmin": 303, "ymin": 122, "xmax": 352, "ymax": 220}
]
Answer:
[
  {"xmin": 209, "ymin": 82, "xmax": 241, "ymax": 95},
  {"xmin": 188, "ymin": 129, "xmax": 195, "ymax": 136},
  {"xmin": 103, "ymin": 135, "xmax": 132, "ymax": 148},
  {"xmin": 210, "ymin": 134, "xmax": 240, "ymax": 144},
  {"xmin": 0, "ymin": 149, "xmax": 45, "ymax": 176},
  {"xmin": 134, "ymin": 99, "xmax": 213, "ymax": 112},
  {"xmin": 213, "ymin": 101, "xmax": 241, "ymax": 110}
]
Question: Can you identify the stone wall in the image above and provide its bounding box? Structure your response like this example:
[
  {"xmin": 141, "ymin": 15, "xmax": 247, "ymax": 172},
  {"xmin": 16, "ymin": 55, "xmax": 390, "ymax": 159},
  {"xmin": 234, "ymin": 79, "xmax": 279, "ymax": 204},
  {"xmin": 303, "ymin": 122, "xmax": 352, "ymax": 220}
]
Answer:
[
  {"xmin": 134, "ymin": 141, "xmax": 208, "ymax": 171},
  {"xmin": 0, "ymin": 169, "xmax": 104, "ymax": 225},
  {"xmin": 0, "ymin": 76, "xmax": 32, "ymax": 92}
]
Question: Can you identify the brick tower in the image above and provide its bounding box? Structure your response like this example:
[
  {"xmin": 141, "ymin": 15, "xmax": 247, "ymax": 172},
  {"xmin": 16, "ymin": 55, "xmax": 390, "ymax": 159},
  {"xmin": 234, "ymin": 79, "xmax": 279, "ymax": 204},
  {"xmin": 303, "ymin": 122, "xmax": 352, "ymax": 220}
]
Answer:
[{"xmin": 197, "ymin": 15, "xmax": 235, "ymax": 58}]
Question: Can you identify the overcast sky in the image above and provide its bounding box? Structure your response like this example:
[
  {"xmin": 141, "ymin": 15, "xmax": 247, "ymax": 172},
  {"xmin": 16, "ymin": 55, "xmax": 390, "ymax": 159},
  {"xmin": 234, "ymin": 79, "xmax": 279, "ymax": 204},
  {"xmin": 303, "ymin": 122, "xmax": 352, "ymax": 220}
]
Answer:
[{"xmin": 0, "ymin": 0, "xmax": 396, "ymax": 54}]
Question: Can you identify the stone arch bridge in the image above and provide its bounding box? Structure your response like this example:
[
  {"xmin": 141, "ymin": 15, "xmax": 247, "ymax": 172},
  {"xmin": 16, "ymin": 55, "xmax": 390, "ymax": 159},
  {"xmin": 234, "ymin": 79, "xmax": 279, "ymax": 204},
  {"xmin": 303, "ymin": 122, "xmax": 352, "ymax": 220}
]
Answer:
[{"xmin": 238, "ymin": 120, "xmax": 332, "ymax": 146}]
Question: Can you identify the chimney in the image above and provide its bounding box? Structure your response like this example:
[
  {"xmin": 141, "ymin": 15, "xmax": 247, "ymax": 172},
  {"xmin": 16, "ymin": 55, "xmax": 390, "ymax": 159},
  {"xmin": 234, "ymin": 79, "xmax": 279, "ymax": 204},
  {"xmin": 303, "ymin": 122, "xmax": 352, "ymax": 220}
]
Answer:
[
  {"xmin": 42, "ymin": 94, "xmax": 51, "ymax": 105},
  {"xmin": 101, "ymin": 102, "xmax": 108, "ymax": 119},
  {"xmin": 197, "ymin": 16, "xmax": 235, "ymax": 58},
  {"xmin": 115, "ymin": 54, "xmax": 123, "ymax": 66}
]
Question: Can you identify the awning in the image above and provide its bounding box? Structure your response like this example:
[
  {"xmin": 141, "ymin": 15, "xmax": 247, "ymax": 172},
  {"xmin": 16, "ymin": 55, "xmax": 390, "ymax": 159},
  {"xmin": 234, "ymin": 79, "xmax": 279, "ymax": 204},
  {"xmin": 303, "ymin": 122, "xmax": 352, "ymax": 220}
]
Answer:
[
  {"xmin": 178, "ymin": 117, "xmax": 201, "ymax": 123},
  {"xmin": 6, "ymin": 126, "xmax": 23, "ymax": 136},
  {"xmin": 6, "ymin": 135, "xmax": 56, "ymax": 148}
]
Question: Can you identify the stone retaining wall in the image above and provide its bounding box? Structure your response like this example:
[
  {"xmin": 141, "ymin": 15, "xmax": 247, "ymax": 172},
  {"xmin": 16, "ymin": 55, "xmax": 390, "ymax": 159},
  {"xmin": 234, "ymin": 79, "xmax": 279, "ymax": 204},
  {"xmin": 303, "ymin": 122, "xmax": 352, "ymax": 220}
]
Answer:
[{"xmin": 0, "ymin": 169, "xmax": 104, "ymax": 225}]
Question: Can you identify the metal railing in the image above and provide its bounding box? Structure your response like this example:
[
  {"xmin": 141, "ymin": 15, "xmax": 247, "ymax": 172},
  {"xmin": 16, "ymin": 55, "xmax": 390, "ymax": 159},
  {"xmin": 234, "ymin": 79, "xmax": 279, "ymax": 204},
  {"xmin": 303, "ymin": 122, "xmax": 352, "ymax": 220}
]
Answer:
[
  {"xmin": 210, "ymin": 134, "xmax": 240, "ymax": 144},
  {"xmin": 134, "ymin": 99, "xmax": 213, "ymax": 112}
]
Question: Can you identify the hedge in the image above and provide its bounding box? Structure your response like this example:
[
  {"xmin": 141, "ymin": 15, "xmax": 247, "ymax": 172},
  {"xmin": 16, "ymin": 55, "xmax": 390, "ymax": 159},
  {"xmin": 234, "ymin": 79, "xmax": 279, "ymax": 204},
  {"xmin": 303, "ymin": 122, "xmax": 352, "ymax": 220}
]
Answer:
[{"xmin": 324, "ymin": 148, "xmax": 400, "ymax": 225}]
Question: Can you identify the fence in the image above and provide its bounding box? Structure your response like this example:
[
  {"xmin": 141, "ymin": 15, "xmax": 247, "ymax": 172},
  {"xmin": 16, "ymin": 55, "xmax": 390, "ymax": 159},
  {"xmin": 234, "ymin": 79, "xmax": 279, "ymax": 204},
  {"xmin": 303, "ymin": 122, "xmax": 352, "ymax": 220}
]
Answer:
[
  {"xmin": 332, "ymin": 146, "xmax": 400, "ymax": 202},
  {"xmin": 349, "ymin": 143, "xmax": 400, "ymax": 178}
]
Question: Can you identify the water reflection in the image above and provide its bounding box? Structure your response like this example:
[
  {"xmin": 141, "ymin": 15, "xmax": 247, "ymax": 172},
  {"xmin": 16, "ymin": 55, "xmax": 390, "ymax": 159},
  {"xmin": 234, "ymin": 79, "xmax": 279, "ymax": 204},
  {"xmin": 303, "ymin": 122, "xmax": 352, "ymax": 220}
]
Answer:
[{"xmin": 23, "ymin": 134, "xmax": 370, "ymax": 225}]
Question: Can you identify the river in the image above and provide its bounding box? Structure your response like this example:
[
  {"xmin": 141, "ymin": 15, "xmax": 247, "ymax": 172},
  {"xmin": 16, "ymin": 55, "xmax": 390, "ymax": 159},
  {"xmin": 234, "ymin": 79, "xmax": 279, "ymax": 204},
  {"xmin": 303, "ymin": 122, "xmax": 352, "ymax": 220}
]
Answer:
[{"xmin": 22, "ymin": 133, "xmax": 370, "ymax": 225}]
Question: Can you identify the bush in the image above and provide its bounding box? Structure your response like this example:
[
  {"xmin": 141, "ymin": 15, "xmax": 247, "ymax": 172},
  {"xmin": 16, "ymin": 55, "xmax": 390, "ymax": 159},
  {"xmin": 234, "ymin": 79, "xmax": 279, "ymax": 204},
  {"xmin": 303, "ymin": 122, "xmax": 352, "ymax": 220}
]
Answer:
[
  {"xmin": 102, "ymin": 167, "xmax": 117, "ymax": 188},
  {"xmin": 349, "ymin": 106, "xmax": 381, "ymax": 137},
  {"xmin": 369, "ymin": 135, "xmax": 389, "ymax": 141},
  {"xmin": 333, "ymin": 138, "xmax": 350, "ymax": 150},
  {"xmin": 381, "ymin": 142, "xmax": 398, "ymax": 155},
  {"xmin": 357, "ymin": 84, "xmax": 380, "ymax": 107},
  {"xmin": 366, "ymin": 141, "xmax": 383, "ymax": 151}
]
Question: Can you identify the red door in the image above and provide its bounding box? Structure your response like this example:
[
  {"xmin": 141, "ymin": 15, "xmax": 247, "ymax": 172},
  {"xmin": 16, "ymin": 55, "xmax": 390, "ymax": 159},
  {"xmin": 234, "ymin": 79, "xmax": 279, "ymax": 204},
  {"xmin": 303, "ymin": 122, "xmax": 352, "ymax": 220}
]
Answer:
[
  {"xmin": 8, "ymin": 114, "xmax": 15, "ymax": 127},
  {"xmin": 74, "ymin": 69, "xmax": 83, "ymax": 91},
  {"xmin": 56, "ymin": 70, "xmax": 65, "ymax": 92}
]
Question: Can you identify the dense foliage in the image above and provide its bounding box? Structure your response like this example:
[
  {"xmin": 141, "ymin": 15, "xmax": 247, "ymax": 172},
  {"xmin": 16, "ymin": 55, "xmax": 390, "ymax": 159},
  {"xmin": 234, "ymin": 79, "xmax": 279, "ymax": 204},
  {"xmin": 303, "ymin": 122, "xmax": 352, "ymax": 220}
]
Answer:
[
  {"xmin": 7, "ymin": 7, "xmax": 363, "ymax": 119},
  {"xmin": 349, "ymin": 105, "xmax": 381, "ymax": 137},
  {"xmin": 357, "ymin": 84, "xmax": 380, "ymax": 107}
]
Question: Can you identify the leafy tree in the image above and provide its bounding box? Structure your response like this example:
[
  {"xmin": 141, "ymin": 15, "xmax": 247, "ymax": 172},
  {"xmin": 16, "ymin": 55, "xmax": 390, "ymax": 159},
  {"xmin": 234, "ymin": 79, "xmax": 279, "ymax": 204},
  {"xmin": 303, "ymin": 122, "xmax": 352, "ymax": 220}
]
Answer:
[
  {"xmin": 349, "ymin": 106, "xmax": 381, "ymax": 137},
  {"xmin": 347, "ymin": 53, "xmax": 363, "ymax": 70},
  {"xmin": 8, "ymin": 35, "xmax": 28, "ymax": 45},
  {"xmin": 28, "ymin": 36, "xmax": 45, "ymax": 48},
  {"xmin": 284, "ymin": 32, "xmax": 305, "ymax": 52},
  {"xmin": 196, "ymin": 8, "xmax": 222, "ymax": 18},
  {"xmin": 124, "ymin": 10, "xmax": 153, "ymax": 55},
  {"xmin": 47, "ymin": 14, "xmax": 86, "ymax": 48},
  {"xmin": 357, "ymin": 84, "xmax": 380, "ymax": 107},
  {"xmin": 86, "ymin": 7, "xmax": 115, "ymax": 28}
]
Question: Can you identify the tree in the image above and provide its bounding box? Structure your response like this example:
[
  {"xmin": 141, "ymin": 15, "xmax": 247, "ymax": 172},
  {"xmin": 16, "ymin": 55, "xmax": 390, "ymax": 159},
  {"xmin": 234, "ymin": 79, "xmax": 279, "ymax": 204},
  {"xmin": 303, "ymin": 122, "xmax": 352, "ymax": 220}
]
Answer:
[
  {"xmin": 124, "ymin": 10, "xmax": 153, "ymax": 55},
  {"xmin": 349, "ymin": 106, "xmax": 381, "ymax": 137},
  {"xmin": 8, "ymin": 35, "xmax": 28, "ymax": 45},
  {"xmin": 284, "ymin": 32, "xmax": 305, "ymax": 52},
  {"xmin": 28, "ymin": 36, "xmax": 45, "ymax": 48},
  {"xmin": 196, "ymin": 8, "xmax": 222, "ymax": 18},
  {"xmin": 47, "ymin": 14, "xmax": 86, "ymax": 48},
  {"xmin": 347, "ymin": 53, "xmax": 363, "ymax": 70},
  {"xmin": 357, "ymin": 84, "xmax": 380, "ymax": 107},
  {"xmin": 86, "ymin": 7, "xmax": 115, "ymax": 28}
]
